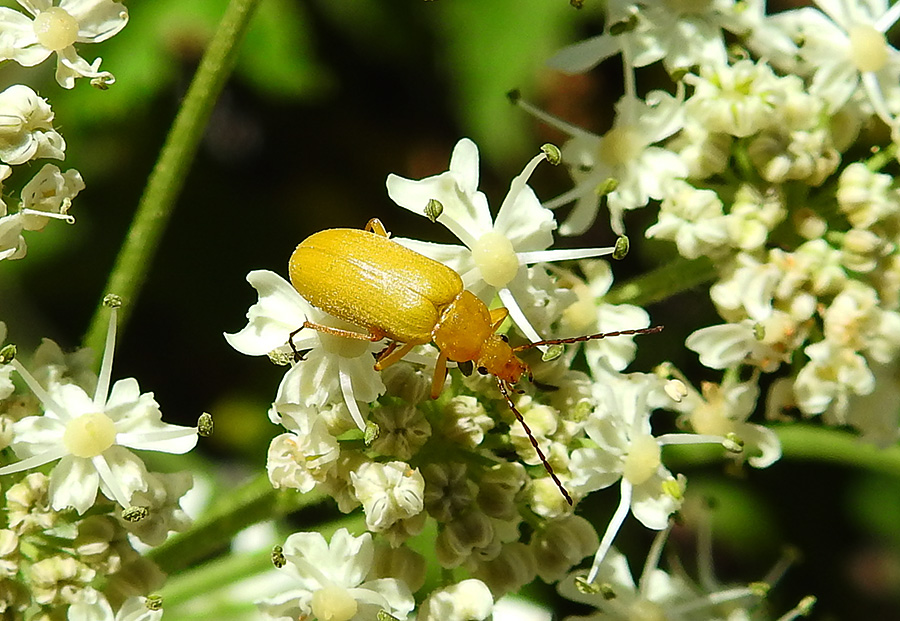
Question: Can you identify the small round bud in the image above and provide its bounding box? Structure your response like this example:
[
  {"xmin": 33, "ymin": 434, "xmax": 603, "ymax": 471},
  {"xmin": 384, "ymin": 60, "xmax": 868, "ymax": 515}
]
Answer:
[
  {"xmin": 103, "ymin": 294, "xmax": 123, "ymax": 308},
  {"xmin": 268, "ymin": 348, "xmax": 294, "ymax": 366},
  {"xmin": 541, "ymin": 143, "xmax": 562, "ymax": 166},
  {"xmin": 613, "ymin": 236, "xmax": 629, "ymax": 260},
  {"xmin": 664, "ymin": 379, "xmax": 688, "ymax": 403},
  {"xmin": 797, "ymin": 595, "xmax": 816, "ymax": 615},
  {"xmin": 425, "ymin": 199, "xmax": 444, "ymax": 222},
  {"xmin": 122, "ymin": 506, "xmax": 149, "ymax": 522},
  {"xmin": 364, "ymin": 422, "xmax": 380, "ymax": 446},
  {"xmin": 542, "ymin": 344, "xmax": 564, "ymax": 362},
  {"xmin": 749, "ymin": 581, "xmax": 771, "ymax": 597},
  {"xmin": 598, "ymin": 177, "xmax": 619, "ymax": 194},
  {"xmin": 145, "ymin": 595, "xmax": 163, "ymax": 611},
  {"xmin": 197, "ymin": 412, "xmax": 213, "ymax": 437},
  {"xmin": 723, "ymin": 432, "xmax": 744, "ymax": 453},
  {"xmin": 0, "ymin": 344, "xmax": 16, "ymax": 364},
  {"xmin": 271, "ymin": 545, "xmax": 286, "ymax": 568}
]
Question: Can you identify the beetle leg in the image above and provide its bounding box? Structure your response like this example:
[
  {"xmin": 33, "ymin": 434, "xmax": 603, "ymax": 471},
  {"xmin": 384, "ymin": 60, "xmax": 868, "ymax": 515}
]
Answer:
[
  {"xmin": 365, "ymin": 218, "xmax": 390, "ymax": 238},
  {"xmin": 430, "ymin": 351, "xmax": 449, "ymax": 399},
  {"xmin": 489, "ymin": 307, "xmax": 509, "ymax": 332},
  {"xmin": 301, "ymin": 320, "xmax": 384, "ymax": 342},
  {"xmin": 375, "ymin": 341, "xmax": 417, "ymax": 370}
]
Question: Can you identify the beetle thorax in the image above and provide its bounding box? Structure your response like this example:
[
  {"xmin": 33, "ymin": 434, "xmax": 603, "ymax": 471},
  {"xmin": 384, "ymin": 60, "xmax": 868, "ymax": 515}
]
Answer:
[{"xmin": 432, "ymin": 290, "xmax": 493, "ymax": 362}]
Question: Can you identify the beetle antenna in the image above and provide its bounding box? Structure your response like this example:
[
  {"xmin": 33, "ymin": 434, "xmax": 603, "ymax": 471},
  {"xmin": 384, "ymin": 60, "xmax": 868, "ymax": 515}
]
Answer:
[
  {"xmin": 513, "ymin": 325, "xmax": 664, "ymax": 352},
  {"xmin": 497, "ymin": 379, "xmax": 573, "ymax": 506}
]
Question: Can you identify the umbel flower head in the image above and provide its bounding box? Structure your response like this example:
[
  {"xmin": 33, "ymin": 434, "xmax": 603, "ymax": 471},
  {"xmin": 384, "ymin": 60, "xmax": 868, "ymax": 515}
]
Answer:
[{"xmin": 0, "ymin": 301, "xmax": 198, "ymax": 514}]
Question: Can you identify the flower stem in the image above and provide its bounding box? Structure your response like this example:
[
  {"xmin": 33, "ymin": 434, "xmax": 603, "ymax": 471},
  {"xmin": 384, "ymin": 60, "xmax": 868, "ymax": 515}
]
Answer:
[
  {"xmin": 147, "ymin": 474, "xmax": 328, "ymax": 575},
  {"xmin": 82, "ymin": 0, "xmax": 263, "ymax": 355},
  {"xmin": 663, "ymin": 424, "xmax": 900, "ymax": 479},
  {"xmin": 604, "ymin": 255, "xmax": 716, "ymax": 307}
]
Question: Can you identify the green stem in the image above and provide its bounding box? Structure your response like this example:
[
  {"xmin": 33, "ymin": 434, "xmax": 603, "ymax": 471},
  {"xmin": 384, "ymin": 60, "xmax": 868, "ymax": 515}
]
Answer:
[
  {"xmin": 605, "ymin": 255, "xmax": 716, "ymax": 307},
  {"xmin": 82, "ymin": 0, "xmax": 263, "ymax": 354},
  {"xmin": 147, "ymin": 473, "xmax": 329, "ymax": 575},
  {"xmin": 775, "ymin": 425, "xmax": 900, "ymax": 477},
  {"xmin": 664, "ymin": 424, "xmax": 900, "ymax": 479}
]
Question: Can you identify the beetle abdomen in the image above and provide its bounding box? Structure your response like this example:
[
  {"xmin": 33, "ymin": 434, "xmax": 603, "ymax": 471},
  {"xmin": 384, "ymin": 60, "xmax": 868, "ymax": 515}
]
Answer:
[{"xmin": 289, "ymin": 228, "xmax": 464, "ymax": 344}]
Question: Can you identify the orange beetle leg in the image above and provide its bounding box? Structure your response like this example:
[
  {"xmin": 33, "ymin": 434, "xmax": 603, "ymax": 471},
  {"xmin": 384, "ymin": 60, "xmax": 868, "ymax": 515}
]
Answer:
[
  {"xmin": 489, "ymin": 307, "xmax": 509, "ymax": 332},
  {"xmin": 301, "ymin": 320, "xmax": 384, "ymax": 342},
  {"xmin": 375, "ymin": 341, "xmax": 417, "ymax": 371},
  {"xmin": 365, "ymin": 218, "xmax": 390, "ymax": 238},
  {"xmin": 430, "ymin": 351, "xmax": 449, "ymax": 399}
]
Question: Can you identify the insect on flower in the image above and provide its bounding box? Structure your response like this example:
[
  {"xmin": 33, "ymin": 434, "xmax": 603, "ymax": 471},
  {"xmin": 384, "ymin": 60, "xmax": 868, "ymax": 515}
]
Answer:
[{"xmin": 288, "ymin": 219, "xmax": 662, "ymax": 505}]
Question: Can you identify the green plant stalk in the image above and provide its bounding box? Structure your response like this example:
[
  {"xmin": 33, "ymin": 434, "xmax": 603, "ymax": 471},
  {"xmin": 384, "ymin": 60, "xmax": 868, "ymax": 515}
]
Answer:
[
  {"xmin": 147, "ymin": 473, "xmax": 328, "ymax": 575},
  {"xmin": 605, "ymin": 255, "xmax": 716, "ymax": 307},
  {"xmin": 82, "ymin": 0, "xmax": 263, "ymax": 354},
  {"xmin": 664, "ymin": 424, "xmax": 900, "ymax": 479}
]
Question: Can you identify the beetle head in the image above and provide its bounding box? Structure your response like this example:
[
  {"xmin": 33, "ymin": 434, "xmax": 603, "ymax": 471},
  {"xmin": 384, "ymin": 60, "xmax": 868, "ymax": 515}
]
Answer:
[{"xmin": 475, "ymin": 334, "xmax": 528, "ymax": 384}]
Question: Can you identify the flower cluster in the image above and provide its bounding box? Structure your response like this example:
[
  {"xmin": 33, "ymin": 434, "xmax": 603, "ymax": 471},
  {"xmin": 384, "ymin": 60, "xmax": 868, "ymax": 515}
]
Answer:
[
  {"xmin": 0, "ymin": 0, "xmax": 129, "ymax": 262},
  {"xmin": 229, "ymin": 138, "xmax": 742, "ymax": 619},
  {"xmin": 516, "ymin": 0, "xmax": 900, "ymax": 449},
  {"xmin": 0, "ymin": 303, "xmax": 198, "ymax": 618}
]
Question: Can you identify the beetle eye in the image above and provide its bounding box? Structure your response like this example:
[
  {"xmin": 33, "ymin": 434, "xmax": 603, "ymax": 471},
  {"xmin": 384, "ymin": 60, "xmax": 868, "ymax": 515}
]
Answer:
[
  {"xmin": 477, "ymin": 366, "xmax": 488, "ymax": 375},
  {"xmin": 499, "ymin": 334, "xmax": 509, "ymax": 343}
]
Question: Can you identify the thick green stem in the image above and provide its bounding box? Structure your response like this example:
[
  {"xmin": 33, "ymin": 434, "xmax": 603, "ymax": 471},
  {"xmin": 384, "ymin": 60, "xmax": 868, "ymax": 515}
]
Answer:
[
  {"xmin": 82, "ymin": 0, "xmax": 262, "ymax": 354},
  {"xmin": 147, "ymin": 474, "xmax": 329, "ymax": 575},
  {"xmin": 664, "ymin": 424, "xmax": 900, "ymax": 479},
  {"xmin": 605, "ymin": 255, "xmax": 716, "ymax": 307}
]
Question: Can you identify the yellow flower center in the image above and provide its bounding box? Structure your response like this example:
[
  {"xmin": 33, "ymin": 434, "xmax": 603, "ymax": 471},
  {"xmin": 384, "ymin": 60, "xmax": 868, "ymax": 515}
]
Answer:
[
  {"xmin": 849, "ymin": 25, "xmax": 889, "ymax": 73},
  {"xmin": 63, "ymin": 412, "xmax": 117, "ymax": 458},
  {"xmin": 622, "ymin": 435, "xmax": 661, "ymax": 486},
  {"xmin": 472, "ymin": 231, "xmax": 519, "ymax": 287},
  {"xmin": 310, "ymin": 584, "xmax": 359, "ymax": 621},
  {"xmin": 33, "ymin": 7, "xmax": 79, "ymax": 52},
  {"xmin": 599, "ymin": 126, "xmax": 643, "ymax": 168}
]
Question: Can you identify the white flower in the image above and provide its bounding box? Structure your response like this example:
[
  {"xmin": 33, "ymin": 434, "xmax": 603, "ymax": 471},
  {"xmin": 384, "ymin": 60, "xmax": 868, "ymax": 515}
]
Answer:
[
  {"xmin": 518, "ymin": 93, "xmax": 686, "ymax": 236},
  {"xmin": 0, "ymin": 85, "xmax": 65, "ymax": 165},
  {"xmin": 645, "ymin": 180, "xmax": 730, "ymax": 259},
  {"xmin": 225, "ymin": 269, "xmax": 387, "ymax": 432},
  {"xmin": 0, "ymin": 307, "xmax": 198, "ymax": 514},
  {"xmin": 558, "ymin": 260, "xmax": 650, "ymax": 372},
  {"xmin": 764, "ymin": 0, "xmax": 900, "ymax": 125},
  {"xmin": 794, "ymin": 339, "xmax": 876, "ymax": 417},
  {"xmin": 0, "ymin": 164, "xmax": 81, "ymax": 262},
  {"xmin": 417, "ymin": 579, "xmax": 494, "ymax": 621},
  {"xmin": 673, "ymin": 373, "xmax": 781, "ymax": 468},
  {"xmin": 683, "ymin": 60, "xmax": 787, "ymax": 138},
  {"xmin": 350, "ymin": 461, "xmax": 425, "ymax": 532},
  {"xmin": 547, "ymin": 0, "xmax": 737, "ymax": 74},
  {"xmin": 267, "ymin": 417, "xmax": 339, "ymax": 493},
  {"xmin": 67, "ymin": 589, "xmax": 162, "ymax": 621},
  {"xmin": 0, "ymin": 0, "xmax": 128, "ymax": 89},
  {"xmin": 568, "ymin": 368, "xmax": 721, "ymax": 583},
  {"xmin": 557, "ymin": 547, "xmax": 694, "ymax": 619},
  {"xmin": 386, "ymin": 137, "xmax": 616, "ymax": 344},
  {"xmin": 258, "ymin": 528, "xmax": 414, "ymax": 621},
  {"xmin": 837, "ymin": 161, "xmax": 900, "ymax": 228},
  {"xmin": 685, "ymin": 313, "xmax": 804, "ymax": 373}
]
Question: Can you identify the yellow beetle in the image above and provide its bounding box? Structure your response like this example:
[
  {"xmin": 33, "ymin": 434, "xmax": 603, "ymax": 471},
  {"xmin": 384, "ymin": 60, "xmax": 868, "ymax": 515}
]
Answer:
[{"xmin": 288, "ymin": 218, "xmax": 661, "ymax": 505}]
